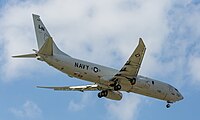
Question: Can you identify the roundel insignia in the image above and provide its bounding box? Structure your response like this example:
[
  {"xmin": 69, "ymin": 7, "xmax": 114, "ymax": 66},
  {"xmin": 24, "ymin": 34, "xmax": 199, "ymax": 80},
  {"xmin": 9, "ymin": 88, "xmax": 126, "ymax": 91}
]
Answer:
[
  {"xmin": 135, "ymin": 54, "xmax": 140, "ymax": 57},
  {"xmin": 93, "ymin": 67, "xmax": 99, "ymax": 73}
]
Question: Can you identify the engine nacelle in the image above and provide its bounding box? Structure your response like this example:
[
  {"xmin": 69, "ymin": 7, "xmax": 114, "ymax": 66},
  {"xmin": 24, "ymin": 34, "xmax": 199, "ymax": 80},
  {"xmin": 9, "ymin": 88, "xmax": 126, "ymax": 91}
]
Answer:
[{"xmin": 105, "ymin": 90, "xmax": 122, "ymax": 101}]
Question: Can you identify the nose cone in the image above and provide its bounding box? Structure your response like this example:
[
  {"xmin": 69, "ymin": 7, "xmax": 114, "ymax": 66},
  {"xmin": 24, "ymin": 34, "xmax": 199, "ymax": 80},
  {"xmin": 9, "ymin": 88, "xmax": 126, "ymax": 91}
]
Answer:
[
  {"xmin": 179, "ymin": 94, "xmax": 184, "ymax": 100},
  {"xmin": 177, "ymin": 92, "xmax": 184, "ymax": 101}
]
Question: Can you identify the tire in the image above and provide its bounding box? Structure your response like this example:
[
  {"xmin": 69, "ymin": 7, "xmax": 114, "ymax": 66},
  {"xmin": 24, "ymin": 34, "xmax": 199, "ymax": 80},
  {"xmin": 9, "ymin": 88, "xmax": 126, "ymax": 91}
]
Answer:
[
  {"xmin": 98, "ymin": 92, "xmax": 102, "ymax": 98},
  {"xmin": 114, "ymin": 84, "xmax": 121, "ymax": 91},
  {"xmin": 104, "ymin": 90, "xmax": 108, "ymax": 97},
  {"xmin": 166, "ymin": 104, "xmax": 170, "ymax": 108}
]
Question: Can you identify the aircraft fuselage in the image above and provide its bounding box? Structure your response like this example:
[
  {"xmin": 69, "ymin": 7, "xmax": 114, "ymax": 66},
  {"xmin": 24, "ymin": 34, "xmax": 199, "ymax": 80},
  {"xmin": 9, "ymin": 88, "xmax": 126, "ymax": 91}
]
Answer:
[{"xmin": 41, "ymin": 53, "xmax": 183, "ymax": 103}]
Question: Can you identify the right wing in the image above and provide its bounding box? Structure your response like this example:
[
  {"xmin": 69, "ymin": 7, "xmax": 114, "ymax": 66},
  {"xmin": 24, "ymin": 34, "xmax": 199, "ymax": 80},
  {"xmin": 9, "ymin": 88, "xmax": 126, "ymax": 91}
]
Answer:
[
  {"xmin": 37, "ymin": 84, "xmax": 99, "ymax": 92},
  {"xmin": 118, "ymin": 38, "xmax": 146, "ymax": 77},
  {"xmin": 111, "ymin": 38, "xmax": 146, "ymax": 84}
]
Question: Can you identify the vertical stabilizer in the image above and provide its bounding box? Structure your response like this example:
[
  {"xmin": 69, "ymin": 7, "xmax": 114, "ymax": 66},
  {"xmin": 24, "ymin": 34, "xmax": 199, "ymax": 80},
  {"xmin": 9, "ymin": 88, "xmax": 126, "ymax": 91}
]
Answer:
[
  {"xmin": 32, "ymin": 14, "xmax": 51, "ymax": 49},
  {"xmin": 32, "ymin": 14, "xmax": 70, "ymax": 57},
  {"xmin": 13, "ymin": 14, "xmax": 71, "ymax": 59}
]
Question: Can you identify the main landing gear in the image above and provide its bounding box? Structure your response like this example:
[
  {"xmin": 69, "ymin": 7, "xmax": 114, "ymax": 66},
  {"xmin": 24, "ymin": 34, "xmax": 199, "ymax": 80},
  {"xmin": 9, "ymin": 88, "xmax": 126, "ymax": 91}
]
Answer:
[
  {"xmin": 98, "ymin": 90, "xmax": 108, "ymax": 98},
  {"xmin": 114, "ymin": 84, "xmax": 121, "ymax": 91},
  {"xmin": 98, "ymin": 83, "xmax": 121, "ymax": 98},
  {"xmin": 110, "ymin": 81, "xmax": 122, "ymax": 91}
]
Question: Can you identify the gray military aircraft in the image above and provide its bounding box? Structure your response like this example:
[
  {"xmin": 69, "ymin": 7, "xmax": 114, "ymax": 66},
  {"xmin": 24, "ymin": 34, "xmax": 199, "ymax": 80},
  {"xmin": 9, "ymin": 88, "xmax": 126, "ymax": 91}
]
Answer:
[{"xmin": 13, "ymin": 14, "xmax": 183, "ymax": 108}]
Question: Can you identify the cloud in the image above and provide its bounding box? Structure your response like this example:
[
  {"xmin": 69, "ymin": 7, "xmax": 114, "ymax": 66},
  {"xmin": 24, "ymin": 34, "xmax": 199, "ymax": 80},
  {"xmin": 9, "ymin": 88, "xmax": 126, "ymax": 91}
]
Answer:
[
  {"xmin": 188, "ymin": 56, "xmax": 200, "ymax": 85},
  {"xmin": 0, "ymin": 1, "xmax": 172, "ymax": 119},
  {"xmin": 10, "ymin": 100, "xmax": 42, "ymax": 120},
  {"xmin": 1, "ymin": 0, "xmax": 199, "ymax": 87},
  {"xmin": 106, "ymin": 94, "xmax": 141, "ymax": 120},
  {"xmin": 0, "ymin": 0, "xmax": 174, "ymax": 82},
  {"xmin": 0, "ymin": 1, "xmax": 174, "ymax": 118},
  {"xmin": 153, "ymin": 1, "xmax": 200, "ymax": 86},
  {"xmin": 68, "ymin": 92, "xmax": 93, "ymax": 112},
  {"xmin": 1, "ymin": 0, "xmax": 200, "ymax": 120}
]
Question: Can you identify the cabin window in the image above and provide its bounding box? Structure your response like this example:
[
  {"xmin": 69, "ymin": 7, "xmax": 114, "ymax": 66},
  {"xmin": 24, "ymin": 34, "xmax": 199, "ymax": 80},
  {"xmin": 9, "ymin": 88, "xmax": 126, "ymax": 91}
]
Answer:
[{"xmin": 175, "ymin": 88, "xmax": 179, "ymax": 92}]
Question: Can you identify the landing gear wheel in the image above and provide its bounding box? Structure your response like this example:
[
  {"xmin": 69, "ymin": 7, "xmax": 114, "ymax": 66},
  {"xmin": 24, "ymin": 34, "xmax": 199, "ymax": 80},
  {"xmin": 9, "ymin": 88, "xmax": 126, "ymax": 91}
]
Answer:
[
  {"xmin": 98, "ymin": 92, "xmax": 102, "ymax": 98},
  {"xmin": 97, "ymin": 90, "xmax": 108, "ymax": 98},
  {"xmin": 114, "ymin": 84, "xmax": 121, "ymax": 91},
  {"xmin": 101, "ymin": 90, "xmax": 108, "ymax": 97},
  {"xmin": 102, "ymin": 90, "xmax": 108, "ymax": 97},
  {"xmin": 166, "ymin": 103, "xmax": 171, "ymax": 108}
]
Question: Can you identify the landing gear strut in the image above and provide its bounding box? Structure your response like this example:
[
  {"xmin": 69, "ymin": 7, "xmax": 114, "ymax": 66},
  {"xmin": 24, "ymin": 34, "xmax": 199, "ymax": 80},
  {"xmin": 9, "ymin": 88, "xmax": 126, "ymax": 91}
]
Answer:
[
  {"xmin": 98, "ymin": 90, "xmax": 108, "ymax": 98},
  {"xmin": 109, "ymin": 79, "xmax": 122, "ymax": 91}
]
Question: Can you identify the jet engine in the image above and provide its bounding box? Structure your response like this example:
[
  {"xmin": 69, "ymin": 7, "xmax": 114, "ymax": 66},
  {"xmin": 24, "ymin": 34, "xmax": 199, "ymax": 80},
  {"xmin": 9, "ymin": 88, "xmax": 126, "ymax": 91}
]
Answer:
[{"xmin": 105, "ymin": 90, "xmax": 123, "ymax": 100}]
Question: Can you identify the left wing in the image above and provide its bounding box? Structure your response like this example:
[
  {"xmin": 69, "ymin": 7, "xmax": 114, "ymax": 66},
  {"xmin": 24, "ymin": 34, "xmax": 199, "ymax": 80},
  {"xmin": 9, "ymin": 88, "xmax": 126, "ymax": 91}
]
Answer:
[{"xmin": 37, "ymin": 84, "xmax": 99, "ymax": 92}]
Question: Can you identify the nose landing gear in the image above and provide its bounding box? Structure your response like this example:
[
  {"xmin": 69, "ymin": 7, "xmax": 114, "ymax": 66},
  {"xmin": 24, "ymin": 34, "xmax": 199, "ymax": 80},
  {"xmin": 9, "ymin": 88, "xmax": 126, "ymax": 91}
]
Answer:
[
  {"xmin": 166, "ymin": 101, "xmax": 173, "ymax": 108},
  {"xmin": 166, "ymin": 103, "xmax": 171, "ymax": 108}
]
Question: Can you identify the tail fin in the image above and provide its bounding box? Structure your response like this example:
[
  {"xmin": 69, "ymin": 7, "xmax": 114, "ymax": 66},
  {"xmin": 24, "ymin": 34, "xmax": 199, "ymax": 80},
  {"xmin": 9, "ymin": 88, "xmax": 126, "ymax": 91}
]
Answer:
[
  {"xmin": 32, "ymin": 14, "xmax": 70, "ymax": 56},
  {"xmin": 13, "ymin": 14, "xmax": 70, "ymax": 59},
  {"xmin": 32, "ymin": 14, "xmax": 51, "ymax": 49}
]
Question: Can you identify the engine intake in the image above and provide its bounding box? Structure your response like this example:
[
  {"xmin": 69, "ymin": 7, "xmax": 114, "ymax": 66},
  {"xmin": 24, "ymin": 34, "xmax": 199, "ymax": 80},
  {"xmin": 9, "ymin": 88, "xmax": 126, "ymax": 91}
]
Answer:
[{"xmin": 105, "ymin": 90, "xmax": 122, "ymax": 101}]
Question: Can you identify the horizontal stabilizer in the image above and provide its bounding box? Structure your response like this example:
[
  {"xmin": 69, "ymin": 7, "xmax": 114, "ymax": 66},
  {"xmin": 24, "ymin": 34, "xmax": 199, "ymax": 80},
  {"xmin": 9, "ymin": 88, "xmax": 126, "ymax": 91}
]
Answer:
[
  {"xmin": 37, "ymin": 84, "xmax": 99, "ymax": 91},
  {"xmin": 12, "ymin": 53, "xmax": 37, "ymax": 58}
]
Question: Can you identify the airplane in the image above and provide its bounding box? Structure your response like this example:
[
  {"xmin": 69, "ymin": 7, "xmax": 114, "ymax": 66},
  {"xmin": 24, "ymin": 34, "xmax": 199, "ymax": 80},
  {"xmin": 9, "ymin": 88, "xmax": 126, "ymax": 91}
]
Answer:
[{"xmin": 13, "ymin": 14, "xmax": 183, "ymax": 108}]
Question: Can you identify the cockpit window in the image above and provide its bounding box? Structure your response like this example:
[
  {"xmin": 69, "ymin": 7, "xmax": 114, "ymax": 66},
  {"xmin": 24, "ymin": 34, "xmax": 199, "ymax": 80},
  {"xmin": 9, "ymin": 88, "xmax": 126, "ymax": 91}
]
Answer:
[{"xmin": 174, "ymin": 88, "xmax": 179, "ymax": 92}]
